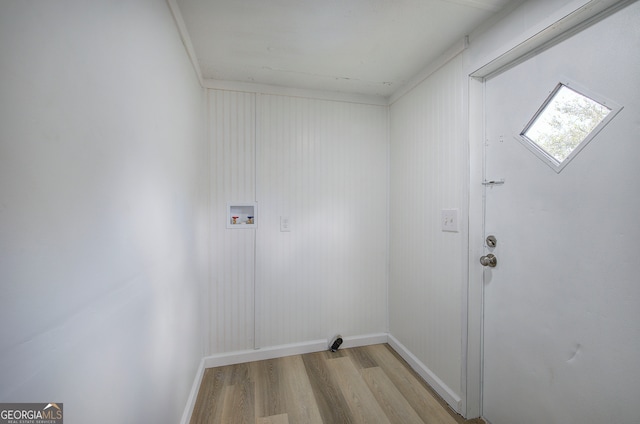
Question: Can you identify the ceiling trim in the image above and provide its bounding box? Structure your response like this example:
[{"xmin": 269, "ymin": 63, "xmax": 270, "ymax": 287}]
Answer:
[
  {"xmin": 442, "ymin": 0, "xmax": 509, "ymax": 12},
  {"xmin": 203, "ymin": 79, "xmax": 388, "ymax": 106},
  {"xmin": 166, "ymin": 0, "xmax": 203, "ymax": 87},
  {"xmin": 388, "ymin": 37, "xmax": 469, "ymax": 106}
]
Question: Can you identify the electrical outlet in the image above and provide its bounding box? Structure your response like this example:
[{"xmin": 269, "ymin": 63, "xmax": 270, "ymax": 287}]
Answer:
[{"xmin": 441, "ymin": 209, "xmax": 459, "ymax": 232}]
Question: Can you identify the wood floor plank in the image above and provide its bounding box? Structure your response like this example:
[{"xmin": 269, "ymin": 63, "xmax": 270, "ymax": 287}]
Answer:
[
  {"xmin": 279, "ymin": 355, "xmax": 324, "ymax": 424},
  {"xmin": 227, "ymin": 362, "xmax": 251, "ymax": 385},
  {"xmin": 219, "ymin": 381, "xmax": 255, "ymax": 424},
  {"xmin": 366, "ymin": 344, "xmax": 459, "ymax": 424},
  {"xmin": 302, "ymin": 351, "xmax": 353, "ymax": 423},
  {"xmin": 256, "ymin": 413, "xmax": 289, "ymax": 424},
  {"xmin": 250, "ymin": 358, "xmax": 286, "ymax": 418},
  {"xmin": 361, "ymin": 366, "xmax": 426, "ymax": 424},
  {"xmin": 343, "ymin": 344, "xmax": 379, "ymax": 369},
  {"xmin": 328, "ymin": 356, "xmax": 392, "ymax": 424},
  {"xmin": 190, "ymin": 367, "xmax": 232, "ymax": 424}
]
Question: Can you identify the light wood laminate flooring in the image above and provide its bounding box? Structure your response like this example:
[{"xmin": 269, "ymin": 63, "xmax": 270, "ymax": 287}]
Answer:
[{"xmin": 190, "ymin": 343, "xmax": 483, "ymax": 424}]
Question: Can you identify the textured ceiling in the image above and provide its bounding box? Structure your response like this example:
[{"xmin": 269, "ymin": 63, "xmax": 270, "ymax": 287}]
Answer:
[{"xmin": 177, "ymin": 0, "xmax": 514, "ymax": 97}]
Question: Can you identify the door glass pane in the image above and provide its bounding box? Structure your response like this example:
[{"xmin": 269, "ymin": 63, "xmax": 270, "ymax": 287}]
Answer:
[{"xmin": 521, "ymin": 83, "xmax": 611, "ymax": 166}]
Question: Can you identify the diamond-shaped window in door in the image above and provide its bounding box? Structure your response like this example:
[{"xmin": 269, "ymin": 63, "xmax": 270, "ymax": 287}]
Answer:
[{"xmin": 519, "ymin": 82, "xmax": 621, "ymax": 173}]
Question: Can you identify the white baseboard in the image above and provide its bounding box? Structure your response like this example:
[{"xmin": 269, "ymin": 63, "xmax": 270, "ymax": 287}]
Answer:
[
  {"xmin": 202, "ymin": 339, "xmax": 327, "ymax": 369},
  {"xmin": 179, "ymin": 358, "xmax": 206, "ymax": 424},
  {"xmin": 387, "ymin": 334, "xmax": 462, "ymax": 414},
  {"xmin": 338, "ymin": 332, "xmax": 389, "ymax": 350},
  {"xmin": 201, "ymin": 333, "xmax": 389, "ymax": 369}
]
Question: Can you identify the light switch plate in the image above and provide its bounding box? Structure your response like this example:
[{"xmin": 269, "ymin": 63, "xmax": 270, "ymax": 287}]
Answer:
[
  {"xmin": 441, "ymin": 209, "xmax": 459, "ymax": 232},
  {"xmin": 280, "ymin": 216, "xmax": 291, "ymax": 232}
]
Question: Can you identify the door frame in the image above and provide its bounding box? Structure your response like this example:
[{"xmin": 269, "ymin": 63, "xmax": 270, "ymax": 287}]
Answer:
[{"xmin": 463, "ymin": 0, "xmax": 635, "ymax": 418}]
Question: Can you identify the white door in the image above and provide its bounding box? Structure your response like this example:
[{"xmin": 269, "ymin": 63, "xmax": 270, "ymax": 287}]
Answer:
[{"xmin": 482, "ymin": 4, "xmax": 640, "ymax": 424}]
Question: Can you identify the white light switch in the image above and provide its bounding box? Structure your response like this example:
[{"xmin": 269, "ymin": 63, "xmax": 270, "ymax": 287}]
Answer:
[
  {"xmin": 280, "ymin": 216, "xmax": 290, "ymax": 232},
  {"xmin": 441, "ymin": 209, "xmax": 459, "ymax": 232}
]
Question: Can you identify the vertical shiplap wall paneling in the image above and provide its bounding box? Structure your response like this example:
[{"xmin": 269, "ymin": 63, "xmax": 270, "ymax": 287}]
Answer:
[
  {"xmin": 209, "ymin": 90, "xmax": 256, "ymax": 354},
  {"xmin": 256, "ymin": 95, "xmax": 389, "ymax": 348},
  {"xmin": 389, "ymin": 53, "xmax": 466, "ymax": 398}
]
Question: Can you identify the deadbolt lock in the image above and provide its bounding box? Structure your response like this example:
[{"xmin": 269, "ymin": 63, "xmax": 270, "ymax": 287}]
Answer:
[{"xmin": 486, "ymin": 235, "xmax": 497, "ymax": 248}]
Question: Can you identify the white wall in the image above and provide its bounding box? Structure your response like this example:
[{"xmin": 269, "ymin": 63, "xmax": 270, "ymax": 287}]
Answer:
[
  {"xmin": 208, "ymin": 90, "xmax": 257, "ymax": 353},
  {"xmin": 207, "ymin": 90, "xmax": 389, "ymax": 354},
  {"xmin": 388, "ymin": 53, "xmax": 467, "ymax": 408},
  {"xmin": 256, "ymin": 95, "xmax": 389, "ymax": 347},
  {"xmin": 0, "ymin": 1, "xmax": 207, "ymax": 423}
]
